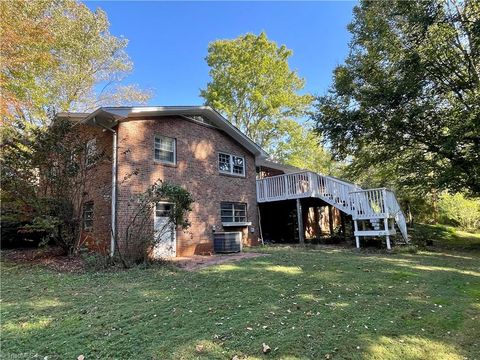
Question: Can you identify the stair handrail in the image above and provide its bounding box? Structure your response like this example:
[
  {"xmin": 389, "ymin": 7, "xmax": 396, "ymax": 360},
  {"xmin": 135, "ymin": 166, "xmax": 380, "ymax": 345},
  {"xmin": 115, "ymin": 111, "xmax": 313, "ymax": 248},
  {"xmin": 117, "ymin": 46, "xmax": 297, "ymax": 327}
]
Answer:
[
  {"xmin": 256, "ymin": 172, "xmax": 409, "ymax": 243},
  {"xmin": 384, "ymin": 190, "xmax": 409, "ymax": 242}
]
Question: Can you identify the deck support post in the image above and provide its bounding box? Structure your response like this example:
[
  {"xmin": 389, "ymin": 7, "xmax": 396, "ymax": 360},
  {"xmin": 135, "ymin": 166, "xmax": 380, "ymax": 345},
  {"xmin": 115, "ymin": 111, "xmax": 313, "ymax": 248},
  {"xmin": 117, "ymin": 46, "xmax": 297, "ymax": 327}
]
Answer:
[
  {"xmin": 354, "ymin": 220, "xmax": 360, "ymax": 248},
  {"xmin": 340, "ymin": 212, "xmax": 346, "ymax": 240},
  {"xmin": 384, "ymin": 217, "xmax": 391, "ymax": 250},
  {"xmin": 296, "ymin": 198, "xmax": 305, "ymax": 246},
  {"xmin": 328, "ymin": 205, "xmax": 334, "ymax": 235}
]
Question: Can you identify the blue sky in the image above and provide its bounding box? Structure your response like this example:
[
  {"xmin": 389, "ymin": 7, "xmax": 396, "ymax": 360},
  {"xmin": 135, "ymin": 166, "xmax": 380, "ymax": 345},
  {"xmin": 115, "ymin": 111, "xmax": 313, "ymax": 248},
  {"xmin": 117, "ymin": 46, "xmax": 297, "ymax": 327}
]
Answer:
[{"xmin": 86, "ymin": 1, "xmax": 356, "ymax": 106}]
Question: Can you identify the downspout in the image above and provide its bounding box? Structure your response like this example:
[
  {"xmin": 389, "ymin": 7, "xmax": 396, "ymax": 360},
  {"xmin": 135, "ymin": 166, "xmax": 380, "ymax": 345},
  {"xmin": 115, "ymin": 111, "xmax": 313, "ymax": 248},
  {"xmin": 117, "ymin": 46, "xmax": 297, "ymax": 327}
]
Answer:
[
  {"xmin": 110, "ymin": 129, "xmax": 117, "ymax": 257},
  {"xmin": 95, "ymin": 118, "xmax": 118, "ymax": 257}
]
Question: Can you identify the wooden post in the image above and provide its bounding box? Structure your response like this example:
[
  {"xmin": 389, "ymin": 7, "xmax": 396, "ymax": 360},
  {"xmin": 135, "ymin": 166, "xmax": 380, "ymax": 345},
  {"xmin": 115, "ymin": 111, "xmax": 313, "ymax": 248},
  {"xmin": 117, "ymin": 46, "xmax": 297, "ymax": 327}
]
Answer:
[
  {"xmin": 296, "ymin": 198, "xmax": 305, "ymax": 245},
  {"xmin": 328, "ymin": 205, "xmax": 334, "ymax": 235},
  {"xmin": 354, "ymin": 220, "xmax": 360, "ymax": 248},
  {"xmin": 384, "ymin": 217, "xmax": 391, "ymax": 250},
  {"xmin": 314, "ymin": 206, "xmax": 321, "ymax": 239},
  {"xmin": 340, "ymin": 212, "xmax": 346, "ymax": 241}
]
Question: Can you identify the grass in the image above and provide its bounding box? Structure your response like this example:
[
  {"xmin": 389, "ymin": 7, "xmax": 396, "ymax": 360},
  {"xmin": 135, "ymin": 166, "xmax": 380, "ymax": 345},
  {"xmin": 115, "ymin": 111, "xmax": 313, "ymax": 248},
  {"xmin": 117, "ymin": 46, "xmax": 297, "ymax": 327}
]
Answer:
[
  {"xmin": 2, "ymin": 228, "xmax": 480, "ymax": 359},
  {"xmin": 410, "ymin": 223, "xmax": 480, "ymax": 253}
]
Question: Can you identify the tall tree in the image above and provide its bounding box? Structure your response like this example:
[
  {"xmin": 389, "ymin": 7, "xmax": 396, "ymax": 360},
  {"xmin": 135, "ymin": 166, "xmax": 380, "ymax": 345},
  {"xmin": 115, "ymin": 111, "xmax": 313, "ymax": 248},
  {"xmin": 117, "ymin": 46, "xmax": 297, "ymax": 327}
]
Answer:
[
  {"xmin": 271, "ymin": 119, "xmax": 342, "ymax": 176},
  {"xmin": 200, "ymin": 32, "xmax": 312, "ymax": 151},
  {"xmin": 0, "ymin": 0, "xmax": 150, "ymax": 130},
  {"xmin": 313, "ymin": 0, "xmax": 480, "ymax": 196}
]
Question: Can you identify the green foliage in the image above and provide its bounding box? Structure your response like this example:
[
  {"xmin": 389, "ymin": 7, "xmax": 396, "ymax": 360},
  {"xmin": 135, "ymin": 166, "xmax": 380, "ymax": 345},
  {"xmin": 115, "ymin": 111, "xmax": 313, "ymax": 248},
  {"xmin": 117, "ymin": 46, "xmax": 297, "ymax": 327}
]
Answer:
[
  {"xmin": 438, "ymin": 193, "xmax": 480, "ymax": 230},
  {"xmin": 80, "ymin": 249, "xmax": 111, "ymax": 272},
  {"xmin": 118, "ymin": 180, "xmax": 194, "ymax": 267},
  {"xmin": 200, "ymin": 32, "xmax": 312, "ymax": 152},
  {"xmin": 410, "ymin": 223, "xmax": 480, "ymax": 252},
  {"xmin": 2, "ymin": 247, "xmax": 480, "ymax": 358},
  {"xmin": 1, "ymin": 0, "xmax": 150, "ymax": 129},
  {"xmin": 1, "ymin": 118, "xmax": 103, "ymax": 254},
  {"xmin": 313, "ymin": 0, "xmax": 480, "ymax": 196},
  {"xmin": 271, "ymin": 119, "xmax": 343, "ymax": 176}
]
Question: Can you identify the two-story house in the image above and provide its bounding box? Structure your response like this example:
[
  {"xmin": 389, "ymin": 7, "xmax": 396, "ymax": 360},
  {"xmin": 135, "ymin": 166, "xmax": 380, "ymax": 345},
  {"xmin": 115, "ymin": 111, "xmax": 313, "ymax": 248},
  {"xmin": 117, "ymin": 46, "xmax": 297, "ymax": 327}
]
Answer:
[
  {"xmin": 59, "ymin": 106, "xmax": 289, "ymax": 257},
  {"xmin": 59, "ymin": 105, "xmax": 408, "ymax": 258}
]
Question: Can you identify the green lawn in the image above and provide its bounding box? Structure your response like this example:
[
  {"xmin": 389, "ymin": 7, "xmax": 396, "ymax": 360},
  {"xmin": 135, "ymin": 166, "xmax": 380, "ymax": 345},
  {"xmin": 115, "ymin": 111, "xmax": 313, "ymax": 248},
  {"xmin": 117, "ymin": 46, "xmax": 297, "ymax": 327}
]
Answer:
[
  {"xmin": 410, "ymin": 223, "xmax": 480, "ymax": 253},
  {"xmin": 2, "ymin": 237, "xmax": 480, "ymax": 359}
]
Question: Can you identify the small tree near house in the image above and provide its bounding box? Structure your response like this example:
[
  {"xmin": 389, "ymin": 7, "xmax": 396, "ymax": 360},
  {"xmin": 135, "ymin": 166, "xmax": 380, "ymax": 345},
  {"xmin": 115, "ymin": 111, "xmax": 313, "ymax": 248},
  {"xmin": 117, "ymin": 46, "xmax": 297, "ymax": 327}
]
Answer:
[
  {"xmin": 1, "ymin": 116, "xmax": 107, "ymax": 255},
  {"xmin": 2, "ymin": 116, "xmax": 194, "ymax": 266},
  {"xmin": 115, "ymin": 180, "xmax": 194, "ymax": 267}
]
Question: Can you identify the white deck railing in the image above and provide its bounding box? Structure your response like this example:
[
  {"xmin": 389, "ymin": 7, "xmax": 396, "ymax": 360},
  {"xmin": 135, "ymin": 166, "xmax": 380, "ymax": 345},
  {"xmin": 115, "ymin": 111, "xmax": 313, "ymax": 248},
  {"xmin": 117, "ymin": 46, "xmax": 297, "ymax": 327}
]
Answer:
[
  {"xmin": 256, "ymin": 171, "xmax": 408, "ymax": 242},
  {"xmin": 385, "ymin": 190, "xmax": 408, "ymax": 241},
  {"xmin": 256, "ymin": 171, "xmax": 359, "ymax": 215},
  {"xmin": 349, "ymin": 188, "xmax": 387, "ymax": 219}
]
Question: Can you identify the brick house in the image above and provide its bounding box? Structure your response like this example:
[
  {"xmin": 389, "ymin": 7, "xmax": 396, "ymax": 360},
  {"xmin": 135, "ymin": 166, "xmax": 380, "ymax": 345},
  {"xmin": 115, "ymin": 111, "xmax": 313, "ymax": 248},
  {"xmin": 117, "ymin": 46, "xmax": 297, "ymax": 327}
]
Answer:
[
  {"xmin": 59, "ymin": 106, "xmax": 291, "ymax": 257},
  {"xmin": 59, "ymin": 105, "xmax": 408, "ymax": 257}
]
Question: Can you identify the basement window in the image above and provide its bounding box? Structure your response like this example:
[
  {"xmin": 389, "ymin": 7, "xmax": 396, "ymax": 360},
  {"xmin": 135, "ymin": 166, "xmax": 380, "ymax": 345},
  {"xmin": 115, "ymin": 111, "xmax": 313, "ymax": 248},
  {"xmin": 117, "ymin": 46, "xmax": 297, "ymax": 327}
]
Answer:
[
  {"xmin": 85, "ymin": 138, "xmax": 97, "ymax": 167},
  {"xmin": 82, "ymin": 201, "xmax": 94, "ymax": 230},
  {"xmin": 218, "ymin": 153, "xmax": 245, "ymax": 176},
  {"xmin": 221, "ymin": 202, "xmax": 251, "ymax": 226}
]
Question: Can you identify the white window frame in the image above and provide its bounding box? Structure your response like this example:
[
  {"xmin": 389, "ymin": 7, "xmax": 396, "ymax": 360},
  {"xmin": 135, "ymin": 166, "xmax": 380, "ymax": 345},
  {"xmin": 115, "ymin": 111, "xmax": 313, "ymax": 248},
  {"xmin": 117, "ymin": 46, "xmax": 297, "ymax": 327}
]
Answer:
[
  {"xmin": 155, "ymin": 202, "xmax": 174, "ymax": 218},
  {"xmin": 85, "ymin": 138, "xmax": 97, "ymax": 167},
  {"xmin": 82, "ymin": 202, "xmax": 94, "ymax": 230},
  {"xmin": 154, "ymin": 135, "xmax": 176, "ymax": 165},
  {"xmin": 220, "ymin": 202, "xmax": 251, "ymax": 226},
  {"xmin": 218, "ymin": 152, "xmax": 245, "ymax": 177}
]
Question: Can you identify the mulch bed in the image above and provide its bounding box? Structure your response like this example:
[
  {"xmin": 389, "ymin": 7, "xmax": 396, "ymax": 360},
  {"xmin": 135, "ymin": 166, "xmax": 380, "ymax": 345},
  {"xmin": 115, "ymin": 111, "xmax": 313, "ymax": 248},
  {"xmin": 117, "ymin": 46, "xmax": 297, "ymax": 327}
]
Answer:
[
  {"xmin": 2, "ymin": 247, "xmax": 268, "ymax": 273},
  {"xmin": 2, "ymin": 247, "xmax": 85, "ymax": 273}
]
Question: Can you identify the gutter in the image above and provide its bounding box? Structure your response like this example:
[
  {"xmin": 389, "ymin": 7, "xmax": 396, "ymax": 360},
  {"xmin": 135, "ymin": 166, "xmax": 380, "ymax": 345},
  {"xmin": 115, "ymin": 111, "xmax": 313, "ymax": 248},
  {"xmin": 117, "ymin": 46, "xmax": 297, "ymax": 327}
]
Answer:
[{"xmin": 94, "ymin": 118, "xmax": 118, "ymax": 258}]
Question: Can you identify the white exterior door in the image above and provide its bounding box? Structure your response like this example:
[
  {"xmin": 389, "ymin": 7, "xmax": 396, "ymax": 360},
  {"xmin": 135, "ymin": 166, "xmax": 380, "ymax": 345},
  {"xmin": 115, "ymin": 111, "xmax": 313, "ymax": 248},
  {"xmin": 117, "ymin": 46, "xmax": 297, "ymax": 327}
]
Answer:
[{"xmin": 153, "ymin": 202, "xmax": 176, "ymax": 258}]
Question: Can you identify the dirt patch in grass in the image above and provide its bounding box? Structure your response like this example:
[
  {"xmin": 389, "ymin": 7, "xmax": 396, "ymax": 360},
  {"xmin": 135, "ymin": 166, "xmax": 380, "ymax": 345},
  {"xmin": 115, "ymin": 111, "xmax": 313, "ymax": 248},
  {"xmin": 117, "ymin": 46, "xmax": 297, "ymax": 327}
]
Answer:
[
  {"xmin": 2, "ymin": 247, "xmax": 85, "ymax": 273},
  {"xmin": 171, "ymin": 252, "xmax": 269, "ymax": 271}
]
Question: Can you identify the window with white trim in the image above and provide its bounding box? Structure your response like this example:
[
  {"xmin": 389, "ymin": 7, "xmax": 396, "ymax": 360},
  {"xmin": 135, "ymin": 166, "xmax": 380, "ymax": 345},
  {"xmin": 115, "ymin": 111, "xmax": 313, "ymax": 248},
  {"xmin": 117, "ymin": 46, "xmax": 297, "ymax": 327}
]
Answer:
[
  {"xmin": 218, "ymin": 153, "xmax": 245, "ymax": 176},
  {"xmin": 154, "ymin": 135, "xmax": 176, "ymax": 164},
  {"xmin": 155, "ymin": 202, "xmax": 173, "ymax": 217},
  {"xmin": 221, "ymin": 202, "xmax": 247, "ymax": 223},
  {"xmin": 85, "ymin": 138, "xmax": 97, "ymax": 167},
  {"xmin": 82, "ymin": 201, "xmax": 94, "ymax": 230}
]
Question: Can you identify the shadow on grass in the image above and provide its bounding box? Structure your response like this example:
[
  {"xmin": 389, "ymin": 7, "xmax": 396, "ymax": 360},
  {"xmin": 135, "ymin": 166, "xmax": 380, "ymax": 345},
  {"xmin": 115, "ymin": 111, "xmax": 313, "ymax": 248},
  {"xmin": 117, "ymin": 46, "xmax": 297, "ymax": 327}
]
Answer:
[
  {"xmin": 1, "ymin": 246, "xmax": 479, "ymax": 359},
  {"xmin": 411, "ymin": 223, "xmax": 480, "ymax": 253}
]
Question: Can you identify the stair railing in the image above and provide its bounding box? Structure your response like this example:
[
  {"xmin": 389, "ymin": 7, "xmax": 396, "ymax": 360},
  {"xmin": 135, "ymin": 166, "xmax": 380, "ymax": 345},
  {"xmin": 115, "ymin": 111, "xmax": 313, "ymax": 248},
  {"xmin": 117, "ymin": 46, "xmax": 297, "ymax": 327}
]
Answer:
[
  {"xmin": 384, "ymin": 190, "xmax": 409, "ymax": 242},
  {"xmin": 256, "ymin": 172, "xmax": 408, "ymax": 242}
]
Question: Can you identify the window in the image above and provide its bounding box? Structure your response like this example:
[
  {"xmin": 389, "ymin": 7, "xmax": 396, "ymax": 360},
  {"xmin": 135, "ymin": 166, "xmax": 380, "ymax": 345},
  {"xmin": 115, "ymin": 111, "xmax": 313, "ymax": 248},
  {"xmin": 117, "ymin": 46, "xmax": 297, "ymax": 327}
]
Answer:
[
  {"xmin": 155, "ymin": 203, "xmax": 173, "ymax": 217},
  {"xmin": 85, "ymin": 138, "xmax": 97, "ymax": 167},
  {"xmin": 221, "ymin": 202, "xmax": 247, "ymax": 223},
  {"xmin": 154, "ymin": 135, "xmax": 176, "ymax": 164},
  {"xmin": 82, "ymin": 202, "xmax": 94, "ymax": 230},
  {"xmin": 218, "ymin": 153, "xmax": 245, "ymax": 176}
]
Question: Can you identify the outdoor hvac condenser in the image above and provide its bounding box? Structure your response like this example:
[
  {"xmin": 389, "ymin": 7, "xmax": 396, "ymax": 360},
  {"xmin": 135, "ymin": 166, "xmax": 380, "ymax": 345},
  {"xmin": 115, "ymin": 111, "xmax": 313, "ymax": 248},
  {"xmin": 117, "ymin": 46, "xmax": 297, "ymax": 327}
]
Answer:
[{"xmin": 213, "ymin": 232, "xmax": 242, "ymax": 253}]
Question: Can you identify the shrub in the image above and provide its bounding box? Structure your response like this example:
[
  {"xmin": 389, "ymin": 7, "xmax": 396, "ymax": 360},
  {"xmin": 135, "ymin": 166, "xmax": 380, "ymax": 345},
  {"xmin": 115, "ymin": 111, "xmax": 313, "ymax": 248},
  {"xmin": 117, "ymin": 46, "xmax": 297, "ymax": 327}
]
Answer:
[
  {"xmin": 116, "ymin": 180, "xmax": 193, "ymax": 268},
  {"xmin": 394, "ymin": 244, "xmax": 418, "ymax": 254},
  {"xmin": 81, "ymin": 250, "xmax": 111, "ymax": 272},
  {"xmin": 438, "ymin": 193, "xmax": 480, "ymax": 231}
]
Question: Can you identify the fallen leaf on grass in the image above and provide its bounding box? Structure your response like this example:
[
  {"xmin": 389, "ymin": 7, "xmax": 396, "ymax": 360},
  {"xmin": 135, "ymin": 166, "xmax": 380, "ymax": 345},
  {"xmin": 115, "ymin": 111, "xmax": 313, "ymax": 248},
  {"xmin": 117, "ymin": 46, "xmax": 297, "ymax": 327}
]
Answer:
[{"xmin": 262, "ymin": 343, "xmax": 271, "ymax": 354}]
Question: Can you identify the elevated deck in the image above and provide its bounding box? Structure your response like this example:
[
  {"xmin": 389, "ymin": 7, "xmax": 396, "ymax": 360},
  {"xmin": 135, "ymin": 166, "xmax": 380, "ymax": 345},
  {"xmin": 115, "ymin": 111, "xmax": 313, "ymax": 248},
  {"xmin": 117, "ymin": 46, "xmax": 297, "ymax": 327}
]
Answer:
[{"xmin": 256, "ymin": 171, "xmax": 408, "ymax": 248}]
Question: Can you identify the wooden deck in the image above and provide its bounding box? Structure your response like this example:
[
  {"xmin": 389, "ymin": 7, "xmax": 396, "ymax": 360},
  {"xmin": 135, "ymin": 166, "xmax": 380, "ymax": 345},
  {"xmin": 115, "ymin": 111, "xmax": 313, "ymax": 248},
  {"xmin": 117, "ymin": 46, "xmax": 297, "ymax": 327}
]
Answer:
[{"xmin": 256, "ymin": 171, "xmax": 408, "ymax": 249}]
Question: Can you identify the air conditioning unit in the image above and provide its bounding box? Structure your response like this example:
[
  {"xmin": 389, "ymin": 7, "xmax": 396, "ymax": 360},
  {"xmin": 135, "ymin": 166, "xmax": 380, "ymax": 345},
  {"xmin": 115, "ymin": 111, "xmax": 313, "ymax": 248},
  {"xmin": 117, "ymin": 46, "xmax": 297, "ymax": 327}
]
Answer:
[{"xmin": 213, "ymin": 232, "xmax": 242, "ymax": 253}]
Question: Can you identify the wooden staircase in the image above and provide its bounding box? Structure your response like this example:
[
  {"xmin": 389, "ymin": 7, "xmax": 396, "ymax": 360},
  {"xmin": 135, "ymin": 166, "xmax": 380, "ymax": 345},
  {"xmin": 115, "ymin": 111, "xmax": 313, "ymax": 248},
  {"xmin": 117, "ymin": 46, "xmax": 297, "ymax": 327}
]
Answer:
[{"xmin": 256, "ymin": 171, "xmax": 409, "ymax": 249}]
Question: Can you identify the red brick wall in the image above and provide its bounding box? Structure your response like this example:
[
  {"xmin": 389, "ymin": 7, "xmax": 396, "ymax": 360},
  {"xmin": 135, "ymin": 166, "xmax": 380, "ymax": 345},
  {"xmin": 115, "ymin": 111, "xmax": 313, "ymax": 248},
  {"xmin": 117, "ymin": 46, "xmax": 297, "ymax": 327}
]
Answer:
[
  {"xmin": 115, "ymin": 116, "xmax": 260, "ymax": 256},
  {"xmin": 75, "ymin": 125, "xmax": 113, "ymax": 253}
]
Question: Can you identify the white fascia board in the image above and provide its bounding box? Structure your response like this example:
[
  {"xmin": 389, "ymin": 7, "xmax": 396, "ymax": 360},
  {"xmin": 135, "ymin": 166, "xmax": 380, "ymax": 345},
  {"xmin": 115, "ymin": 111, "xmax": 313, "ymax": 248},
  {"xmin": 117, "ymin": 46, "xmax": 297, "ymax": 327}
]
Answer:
[{"xmin": 78, "ymin": 106, "xmax": 268, "ymax": 157}]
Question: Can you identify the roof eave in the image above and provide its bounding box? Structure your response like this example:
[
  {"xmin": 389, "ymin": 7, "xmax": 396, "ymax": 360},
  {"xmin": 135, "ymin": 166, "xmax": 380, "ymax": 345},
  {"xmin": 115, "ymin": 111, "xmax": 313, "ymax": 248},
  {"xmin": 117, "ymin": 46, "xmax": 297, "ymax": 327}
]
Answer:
[{"xmin": 81, "ymin": 106, "xmax": 267, "ymax": 157}]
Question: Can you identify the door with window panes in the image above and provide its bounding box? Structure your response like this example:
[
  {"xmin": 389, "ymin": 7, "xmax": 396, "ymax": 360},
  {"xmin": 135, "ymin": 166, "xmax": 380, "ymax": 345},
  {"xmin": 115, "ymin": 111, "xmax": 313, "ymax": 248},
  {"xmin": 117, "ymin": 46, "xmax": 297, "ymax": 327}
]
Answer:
[{"xmin": 153, "ymin": 202, "xmax": 176, "ymax": 257}]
